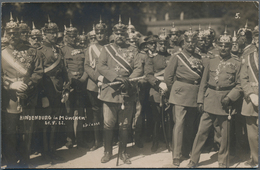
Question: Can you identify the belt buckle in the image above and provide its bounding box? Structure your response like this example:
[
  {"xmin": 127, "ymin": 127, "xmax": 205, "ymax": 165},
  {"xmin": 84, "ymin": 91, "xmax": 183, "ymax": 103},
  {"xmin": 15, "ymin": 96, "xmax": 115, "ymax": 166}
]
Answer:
[{"xmin": 216, "ymin": 86, "xmax": 220, "ymax": 90}]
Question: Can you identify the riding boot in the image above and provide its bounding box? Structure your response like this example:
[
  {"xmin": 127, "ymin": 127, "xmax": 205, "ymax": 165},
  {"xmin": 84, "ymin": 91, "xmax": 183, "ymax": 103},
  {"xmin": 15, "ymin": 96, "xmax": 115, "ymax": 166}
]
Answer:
[
  {"xmin": 134, "ymin": 129, "xmax": 143, "ymax": 148},
  {"xmin": 151, "ymin": 122, "xmax": 159, "ymax": 152},
  {"xmin": 90, "ymin": 125, "xmax": 101, "ymax": 151},
  {"xmin": 119, "ymin": 128, "xmax": 131, "ymax": 164},
  {"xmin": 101, "ymin": 129, "xmax": 113, "ymax": 163}
]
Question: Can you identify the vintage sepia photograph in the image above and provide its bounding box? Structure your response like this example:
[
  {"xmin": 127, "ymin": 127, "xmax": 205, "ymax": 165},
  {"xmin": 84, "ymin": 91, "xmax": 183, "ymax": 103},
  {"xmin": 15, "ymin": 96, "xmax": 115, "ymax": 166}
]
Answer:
[{"xmin": 1, "ymin": 1, "xmax": 259, "ymax": 169}]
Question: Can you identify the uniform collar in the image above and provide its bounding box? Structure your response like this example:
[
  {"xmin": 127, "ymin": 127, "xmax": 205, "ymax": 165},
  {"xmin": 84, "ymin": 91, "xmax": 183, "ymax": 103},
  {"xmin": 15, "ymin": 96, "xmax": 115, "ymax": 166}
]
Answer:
[
  {"xmin": 243, "ymin": 44, "xmax": 252, "ymax": 53},
  {"xmin": 219, "ymin": 54, "xmax": 231, "ymax": 61}
]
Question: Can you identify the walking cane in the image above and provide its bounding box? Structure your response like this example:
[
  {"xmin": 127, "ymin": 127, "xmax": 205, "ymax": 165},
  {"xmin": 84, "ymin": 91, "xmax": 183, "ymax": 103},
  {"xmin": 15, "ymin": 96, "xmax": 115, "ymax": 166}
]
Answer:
[{"xmin": 160, "ymin": 89, "xmax": 169, "ymax": 151}]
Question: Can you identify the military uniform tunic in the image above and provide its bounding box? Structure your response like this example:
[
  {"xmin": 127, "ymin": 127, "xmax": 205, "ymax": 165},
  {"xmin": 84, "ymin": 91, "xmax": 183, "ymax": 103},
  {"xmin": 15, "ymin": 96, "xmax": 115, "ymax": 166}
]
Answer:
[
  {"xmin": 190, "ymin": 54, "xmax": 242, "ymax": 165},
  {"xmin": 145, "ymin": 51, "xmax": 171, "ymax": 103}
]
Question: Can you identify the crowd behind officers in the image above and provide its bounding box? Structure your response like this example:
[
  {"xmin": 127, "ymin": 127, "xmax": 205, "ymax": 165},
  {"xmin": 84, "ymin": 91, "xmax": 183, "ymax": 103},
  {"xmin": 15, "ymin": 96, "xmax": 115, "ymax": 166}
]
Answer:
[{"xmin": 1, "ymin": 12, "xmax": 259, "ymax": 168}]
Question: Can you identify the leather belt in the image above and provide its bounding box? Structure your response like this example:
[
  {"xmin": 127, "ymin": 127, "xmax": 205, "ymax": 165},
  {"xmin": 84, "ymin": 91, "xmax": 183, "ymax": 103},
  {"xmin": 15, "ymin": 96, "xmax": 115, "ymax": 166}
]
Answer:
[
  {"xmin": 208, "ymin": 84, "xmax": 235, "ymax": 91},
  {"xmin": 176, "ymin": 77, "xmax": 200, "ymax": 85}
]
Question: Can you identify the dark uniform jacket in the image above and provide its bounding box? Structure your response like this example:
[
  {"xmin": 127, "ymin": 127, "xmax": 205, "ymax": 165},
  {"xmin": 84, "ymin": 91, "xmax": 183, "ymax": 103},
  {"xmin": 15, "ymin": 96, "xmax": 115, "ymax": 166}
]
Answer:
[
  {"xmin": 241, "ymin": 47, "xmax": 258, "ymax": 117},
  {"xmin": 84, "ymin": 43, "xmax": 104, "ymax": 92},
  {"xmin": 164, "ymin": 49, "xmax": 203, "ymax": 107},
  {"xmin": 62, "ymin": 44, "xmax": 87, "ymax": 91},
  {"xmin": 2, "ymin": 43, "xmax": 43, "ymax": 113},
  {"xmin": 197, "ymin": 54, "xmax": 242, "ymax": 115},
  {"xmin": 97, "ymin": 43, "xmax": 142, "ymax": 103},
  {"xmin": 37, "ymin": 41, "xmax": 68, "ymax": 98},
  {"xmin": 145, "ymin": 51, "xmax": 171, "ymax": 103}
]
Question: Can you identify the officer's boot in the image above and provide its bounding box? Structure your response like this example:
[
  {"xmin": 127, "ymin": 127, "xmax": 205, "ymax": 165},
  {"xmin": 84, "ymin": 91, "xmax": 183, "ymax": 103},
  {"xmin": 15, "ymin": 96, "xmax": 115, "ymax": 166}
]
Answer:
[
  {"xmin": 134, "ymin": 128, "xmax": 143, "ymax": 148},
  {"xmin": 90, "ymin": 125, "xmax": 101, "ymax": 151},
  {"xmin": 119, "ymin": 128, "xmax": 131, "ymax": 164},
  {"xmin": 166, "ymin": 113, "xmax": 173, "ymax": 152},
  {"xmin": 49, "ymin": 126, "xmax": 64, "ymax": 162},
  {"xmin": 101, "ymin": 129, "xmax": 113, "ymax": 163},
  {"xmin": 151, "ymin": 122, "xmax": 159, "ymax": 152}
]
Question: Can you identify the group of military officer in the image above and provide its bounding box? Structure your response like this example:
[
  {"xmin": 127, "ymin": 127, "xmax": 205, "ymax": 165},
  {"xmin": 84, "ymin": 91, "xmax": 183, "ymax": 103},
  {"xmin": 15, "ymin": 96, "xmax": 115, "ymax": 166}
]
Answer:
[{"xmin": 1, "ymin": 11, "xmax": 259, "ymax": 168}]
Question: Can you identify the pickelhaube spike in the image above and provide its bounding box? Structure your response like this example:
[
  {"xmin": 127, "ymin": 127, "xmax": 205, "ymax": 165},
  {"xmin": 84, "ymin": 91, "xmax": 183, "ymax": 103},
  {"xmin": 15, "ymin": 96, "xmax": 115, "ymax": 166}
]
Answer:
[
  {"xmin": 199, "ymin": 24, "xmax": 201, "ymax": 31},
  {"xmin": 209, "ymin": 23, "xmax": 211, "ymax": 29},
  {"xmin": 10, "ymin": 12, "xmax": 14, "ymax": 21},
  {"xmin": 129, "ymin": 17, "xmax": 131, "ymax": 26},
  {"xmin": 99, "ymin": 15, "xmax": 102, "ymax": 24},
  {"xmin": 245, "ymin": 19, "xmax": 248, "ymax": 29},
  {"xmin": 233, "ymin": 30, "xmax": 236, "ymax": 37},
  {"xmin": 224, "ymin": 25, "xmax": 227, "ymax": 35},
  {"xmin": 119, "ymin": 15, "xmax": 122, "ymax": 25},
  {"xmin": 21, "ymin": 17, "xmax": 24, "ymax": 23},
  {"xmin": 16, "ymin": 17, "xmax": 19, "ymax": 24},
  {"xmin": 82, "ymin": 29, "xmax": 85, "ymax": 35},
  {"xmin": 48, "ymin": 15, "xmax": 51, "ymax": 23},
  {"xmin": 189, "ymin": 25, "xmax": 192, "ymax": 32},
  {"xmin": 64, "ymin": 25, "xmax": 67, "ymax": 30},
  {"xmin": 232, "ymin": 30, "xmax": 237, "ymax": 42},
  {"xmin": 93, "ymin": 24, "xmax": 95, "ymax": 31},
  {"xmin": 172, "ymin": 22, "xmax": 175, "ymax": 27},
  {"xmin": 32, "ymin": 21, "xmax": 36, "ymax": 30},
  {"xmin": 3, "ymin": 30, "xmax": 7, "ymax": 37},
  {"xmin": 70, "ymin": 19, "xmax": 72, "ymax": 28}
]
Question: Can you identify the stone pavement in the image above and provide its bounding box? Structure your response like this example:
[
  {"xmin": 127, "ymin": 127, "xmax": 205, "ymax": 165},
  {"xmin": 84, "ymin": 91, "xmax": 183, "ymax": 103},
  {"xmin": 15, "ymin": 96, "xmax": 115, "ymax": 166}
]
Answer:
[{"xmin": 24, "ymin": 141, "xmax": 254, "ymax": 169}]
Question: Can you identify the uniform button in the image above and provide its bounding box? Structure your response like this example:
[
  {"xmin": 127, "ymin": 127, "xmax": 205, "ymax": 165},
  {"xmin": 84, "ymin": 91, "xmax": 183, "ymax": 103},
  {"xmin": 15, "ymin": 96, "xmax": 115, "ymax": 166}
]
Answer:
[
  {"xmin": 194, "ymin": 81, "xmax": 198, "ymax": 84},
  {"xmin": 216, "ymin": 86, "xmax": 220, "ymax": 90}
]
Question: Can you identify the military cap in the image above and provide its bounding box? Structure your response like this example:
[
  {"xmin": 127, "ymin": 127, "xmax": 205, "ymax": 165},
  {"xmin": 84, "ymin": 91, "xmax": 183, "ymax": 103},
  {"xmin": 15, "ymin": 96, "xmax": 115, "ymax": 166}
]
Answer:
[
  {"xmin": 158, "ymin": 28, "xmax": 169, "ymax": 42},
  {"xmin": 112, "ymin": 15, "xmax": 127, "ymax": 33},
  {"xmin": 169, "ymin": 22, "xmax": 178, "ymax": 35},
  {"xmin": 5, "ymin": 12, "xmax": 19, "ymax": 33},
  {"xmin": 87, "ymin": 25, "xmax": 96, "ymax": 39},
  {"xmin": 197, "ymin": 25, "xmax": 206, "ymax": 40},
  {"xmin": 217, "ymin": 26, "xmax": 232, "ymax": 45},
  {"xmin": 204, "ymin": 23, "xmax": 216, "ymax": 39},
  {"xmin": 42, "ymin": 15, "xmax": 59, "ymax": 33},
  {"xmin": 237, "ymin": 20, "xmax": 252, "ymax": 37},
  {"xmin": 29, "ymin": 21, "xmax": 42, "ymax": 38},
  {"xmin": 232, "ymin": 30, "xmax": 237, "ymax": 42},
  {"xmin": 95, "ymin": 16, "xmax": 107, "ymax": 33},
  {"xmin": 127, "ymin": 17, "xmax": 136, "ymax": 33},
  {"xmin": 19, "ymin": 18, "xmax": 30, "ymax": 33},
  {"xmin": 184, "ymin": 27, "xmax": 198, "ymax": 42},
  {"xmin": 252, "ymin": 25, "xmax": 259, "ymax": 37},
  {"xmin": 65, "ymin": 20, "xmax": 78, "ymax": 36},
  {"xmin": 146, "ymin": 35, "xmax": 158, "ymax": 43}
]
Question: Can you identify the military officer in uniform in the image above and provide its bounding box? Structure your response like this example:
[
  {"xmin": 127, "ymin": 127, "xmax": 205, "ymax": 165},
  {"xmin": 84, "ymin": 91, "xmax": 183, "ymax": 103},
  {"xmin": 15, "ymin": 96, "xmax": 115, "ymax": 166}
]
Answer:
[
  {"xmin": 194, "ymin": 25, "xmax": 207, "ymax": 59},
  {"xmin": 84, "ymin": 17, "xmax": 108, "ymax": 151},
  {"xmin": 18, "ymin": 18, "xmax": 30, "ymax": 45},
  {"xmin": 145, "ymin": 29, "xmax": 172, "ymax": 152},
  {"xmin": 187, "ymin": 28, "xmax": 242, "ymax": 168},
  {"xmin": 37, "ymin": 16, "xmax": 68, "ymax": 163},
  {"xmin": 204, "ymin": 24, "xmax": 218, "ymax": 58},
  {"xmin": 238, "ymin": 21, "xmax": 255, "ymax": 59},
  {"xmin": 28, "ymin": 22, "xmax": 42, "ymax": 48},
  {"xmin": 87, "ymin": 25, "xmax": 97, "ymax": 46},
  {"xmin": 167, "ymin": 22, "xmax": 182, "ymax": 55},
  {"xmin": 62, "ymin": 21, "xmax": 88, "ymax": 148},
  {"xmin": 97, "ymin": 16, "xmax": 142, "ymax": 164},
  {"xmin": 2, "ymin": 13, "xmax": 43, "ymax": 168},
  {"xmin": 164, "ymin": 28, "xmax": 202, "ymax": 167},
  {"xmin": 77, "ymin": 30, "xmax": 87, "ymax": 49},
  {"xmin": 240, "ymin": 26, "xmax": 258, "ymax": 168}
]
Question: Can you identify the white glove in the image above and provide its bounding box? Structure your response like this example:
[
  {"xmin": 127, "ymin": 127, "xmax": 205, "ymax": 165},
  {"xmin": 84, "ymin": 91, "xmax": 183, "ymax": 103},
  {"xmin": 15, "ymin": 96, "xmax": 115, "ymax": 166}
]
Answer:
[
  {"xmin": 159, "ymin": 82, "xmax": 168, "ymax": 92},
  {"xmin": 9, "ymin": 81, "xmax": 28, "ymax": 92},
  {"xmin": 250, "ymin": 94, "xmax": 259, "ymax": 107},
  {"xmin": 98, "ymin": 75, "xmax": 104, "ymax": 82}
]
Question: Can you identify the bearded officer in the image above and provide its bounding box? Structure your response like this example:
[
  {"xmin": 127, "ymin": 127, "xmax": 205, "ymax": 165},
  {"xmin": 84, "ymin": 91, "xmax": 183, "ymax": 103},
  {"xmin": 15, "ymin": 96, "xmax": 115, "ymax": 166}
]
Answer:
[
  {"xmin": 164, "ymin": 28, "xmax": 203, "ymax": 167},
  {"xmin": 145, "ymin": 28, "xmax": 172, "ymax": 152},
  {"xmin": 62, "ymin": 21, "xmax": 88, "ymax": 148},
  {"xmin": 37, "ymin": 16, "xmax": 68, "ymax": 163},
  {"xmin": 97, "ymin": 15, "xmax": 142, "ymax": 164},
  {"xmin": 187, "ymin": 28, "xmax": 242, "ymax": 168},
  {"xmin": 84, "ymin": 16, "xmax": 108, "ymax": 151},
  {"xmin": 2, "ymin": 13, "xmax": 43, "ymax": 168},
  {"xmin": 240, "ymin": 26, "xmax": 259, "ymax": 168}
]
